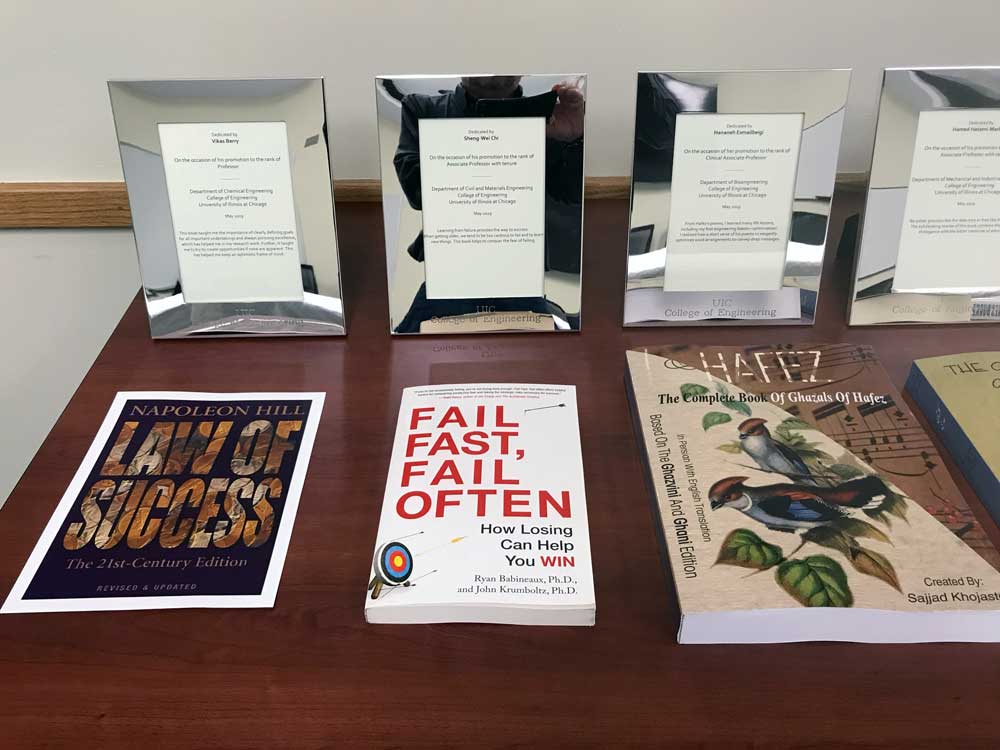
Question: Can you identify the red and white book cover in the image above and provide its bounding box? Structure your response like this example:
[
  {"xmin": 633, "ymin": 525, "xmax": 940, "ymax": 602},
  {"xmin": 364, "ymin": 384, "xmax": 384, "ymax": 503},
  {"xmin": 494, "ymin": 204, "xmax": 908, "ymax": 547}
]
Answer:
[{"xmin": 365, "ymin": 384, "xmax": 595, "ymax": 625}]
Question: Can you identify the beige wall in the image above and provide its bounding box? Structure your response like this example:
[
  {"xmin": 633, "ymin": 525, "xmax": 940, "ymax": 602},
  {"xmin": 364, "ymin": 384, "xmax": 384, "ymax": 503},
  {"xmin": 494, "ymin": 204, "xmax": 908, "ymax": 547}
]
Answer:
[
  {"xmin": 2, "ymin": 0, "xmax": 998, "ymax": 182},
  {"xmin": 0, "ymin": 229, "xmax": 140, "ymax": 507}
]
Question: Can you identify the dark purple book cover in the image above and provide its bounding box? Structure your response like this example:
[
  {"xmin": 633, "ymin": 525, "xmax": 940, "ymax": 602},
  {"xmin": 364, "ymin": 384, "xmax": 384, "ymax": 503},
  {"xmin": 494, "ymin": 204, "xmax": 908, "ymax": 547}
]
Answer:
[{"xmin": 3, "ymin": 391, "xmax": 324, "ymax": 613}]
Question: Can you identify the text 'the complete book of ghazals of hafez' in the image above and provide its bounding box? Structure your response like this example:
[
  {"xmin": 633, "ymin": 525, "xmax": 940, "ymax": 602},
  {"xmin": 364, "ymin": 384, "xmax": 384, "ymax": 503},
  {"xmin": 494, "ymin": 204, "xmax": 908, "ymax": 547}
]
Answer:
[{"xmin": 627, "ymin": 344, "xmax": 1000, "ymax": 643}]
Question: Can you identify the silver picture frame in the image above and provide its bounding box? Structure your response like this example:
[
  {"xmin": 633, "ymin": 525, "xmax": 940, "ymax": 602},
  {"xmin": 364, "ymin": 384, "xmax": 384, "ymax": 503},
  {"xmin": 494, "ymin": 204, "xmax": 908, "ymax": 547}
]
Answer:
[
  {"xmin": 375, "ymin": 73, "xmax": 586, "ymax": 335},
  {"xmin": 849, "ymin": 66, "xmax": 1000, "ymax": 326},
  {"xmin": 108, "ymin": 78, "xmax": 346, "ymax": 338},
  {"xmin": 624, "ymin": 69, "xmax": 851, "ymax": 327}
]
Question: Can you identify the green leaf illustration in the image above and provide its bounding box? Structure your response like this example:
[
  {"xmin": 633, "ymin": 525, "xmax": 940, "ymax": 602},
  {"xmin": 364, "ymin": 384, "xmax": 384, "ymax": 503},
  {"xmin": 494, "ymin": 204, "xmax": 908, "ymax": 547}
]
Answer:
[
  {"xmin": 831, "ymin": 517, "xmax": 891, "ymax": 545},
  {"xmin": 716, "ymin": 441, "xmax": 742, "ymax": 455},
  {"xmin": 883, "ymin": 492, "xmax": 908, "ymax": 520},
  {"xmin": 775, "ymin": 424, "xmax": 793, "ymax": 441},
  {"xmin": 715, "ymin": 529, "xmax": 784, "ymax": 570},
  {"xmin": 865, "ymin": 509, "xmax": 893, "ymax": 528},
  {"xmin": 864, "ymin": 492, "xmax": 908, "ymax": 525},
  {"xmin": 775, "ymin": 555, "xmax": 853, "ymax": 607},
  {"xmin": 709, "ymin": 381, "xmax": 752, "ymax": 415},
  {"xmin": 849, "ymin": 547, "xmax": 901, "ymax": 592},
  {"xmin": 778, "ymin": 417, "xmax": 816, "ymax": 432},
  {"xmin": 801, "ymin": 526, "xmax": 855, "ymax": 556},
  {"xmin": 828, "ymin": 463, "xmax": 865, "ymax": 480},
  {"xmin": 702, "ymin": 411, "xmax": 732, "ymax": 431},
  {"xmin": 722, "ymin": 398, "xmax": 753, "ymax": 417},
  {"xmin": 776, "ymin": 430, "xmax": 799, "ymax": 445},
  {"xmin": 680, "ymin": 383, "xmax": 709, "ymax": 400},
  {"xmin": 774, "ymin": 420, "xmax": 834, "ymax": 464}
]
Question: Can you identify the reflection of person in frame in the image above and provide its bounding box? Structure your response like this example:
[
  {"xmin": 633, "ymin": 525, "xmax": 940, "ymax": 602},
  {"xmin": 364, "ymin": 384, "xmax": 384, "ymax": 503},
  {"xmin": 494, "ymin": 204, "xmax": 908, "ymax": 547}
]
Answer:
[
  {"xmin": 632, "ymin": 73, "xmax": 716, "ymax": 183},
  {"xmin": 392, "ymin": 75, "xmax": 585, "ymax": 333}
]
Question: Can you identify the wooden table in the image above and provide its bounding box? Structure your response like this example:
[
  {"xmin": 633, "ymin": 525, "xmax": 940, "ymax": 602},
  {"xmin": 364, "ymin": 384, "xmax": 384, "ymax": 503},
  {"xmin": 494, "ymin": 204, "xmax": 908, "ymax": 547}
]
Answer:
[{"xmin": 3, "ymin": 196, "xmax": 1000, "ymax": 749}]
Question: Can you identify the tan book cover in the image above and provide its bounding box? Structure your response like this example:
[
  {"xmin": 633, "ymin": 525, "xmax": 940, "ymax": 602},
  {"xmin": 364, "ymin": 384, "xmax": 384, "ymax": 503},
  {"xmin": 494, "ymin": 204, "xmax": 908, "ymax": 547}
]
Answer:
[
  {"xmin": 626, "ymin": 344, "xmax": 1000, "ymax": 643},
  {"xmin": 908, "ymin": 352, "xmax": 1000, "ymax": 524}
]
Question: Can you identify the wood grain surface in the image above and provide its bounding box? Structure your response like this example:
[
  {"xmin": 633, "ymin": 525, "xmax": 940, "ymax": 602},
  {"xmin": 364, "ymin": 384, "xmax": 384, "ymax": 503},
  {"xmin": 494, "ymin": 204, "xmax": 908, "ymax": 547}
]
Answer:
[
  {"xmin": 0, "ymin": 179, "xmax": 384, "ymax": 228},
  {"xmin": 0, "ymin": 179, "xmax": 631, "ymax": 228},
  {"xmin": 0, "ymin": 174, "xmax": 868, "ymax": 228},
  {"xmin": 0, "ymin": 182, "xmax": 132, "ymax": 228},
  {"xmin": 1, "ymin": 196, "xmax": 999, "ymax": 749}
]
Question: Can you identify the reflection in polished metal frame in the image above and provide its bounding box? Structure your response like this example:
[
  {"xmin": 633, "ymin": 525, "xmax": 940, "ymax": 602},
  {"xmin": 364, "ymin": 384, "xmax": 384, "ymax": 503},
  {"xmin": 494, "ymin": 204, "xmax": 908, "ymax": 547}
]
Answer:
[
  {"xmin": 109, "ymin": 78, "xmax": 346, "ymax": 338},
  {"xmin": 624, "ymin": 70, "xmax": 851, "ymax": 327},
  {"xmin": 849, "ymin": 67, "xmax": 1000, "ymax": 326},
  {"xmin": 375, "ymin": 74, "xmax": 586, "ymax": 335}
]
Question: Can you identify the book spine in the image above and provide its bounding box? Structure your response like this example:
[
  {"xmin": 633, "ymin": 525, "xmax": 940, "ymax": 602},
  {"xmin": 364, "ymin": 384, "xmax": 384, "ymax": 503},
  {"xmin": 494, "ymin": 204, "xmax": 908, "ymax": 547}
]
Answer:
[
  {"xmin": 624, "ymin": 370, "xmax": 685, "ymax": 629},
  {"xmin": 906, "ymin": 363, "xmax": 1000, "ymax": 525}
]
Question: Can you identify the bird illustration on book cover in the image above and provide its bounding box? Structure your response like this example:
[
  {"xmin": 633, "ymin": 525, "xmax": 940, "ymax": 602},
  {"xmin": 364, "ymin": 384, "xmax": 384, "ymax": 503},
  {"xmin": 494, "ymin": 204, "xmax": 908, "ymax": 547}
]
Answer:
[
  {"xmin": 692, "ymin": 381, "xmax": 906, "ymax": 607},
  {"xmin": 628, "ymin": 344, "xmax": 1000, "ymax": 612}
]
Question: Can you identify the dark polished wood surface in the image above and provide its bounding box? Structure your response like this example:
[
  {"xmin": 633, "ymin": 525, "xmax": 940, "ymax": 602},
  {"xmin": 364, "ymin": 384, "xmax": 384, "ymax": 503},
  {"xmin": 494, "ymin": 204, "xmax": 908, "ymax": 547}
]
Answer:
[{"xmin": 3, "ymin": 196, "xmax": 1000, "ymax": 749}]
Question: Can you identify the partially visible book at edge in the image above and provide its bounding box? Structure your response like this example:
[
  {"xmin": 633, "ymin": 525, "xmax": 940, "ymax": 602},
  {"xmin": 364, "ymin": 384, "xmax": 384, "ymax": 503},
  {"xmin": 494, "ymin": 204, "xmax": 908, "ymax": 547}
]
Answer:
[
  {"xmin": 907, "ymin": 352, "xmax": 1000, "ymax": 524},
  {"xmin": 626, "ymin": 344, "xmax": 1000, "ymax": 643},
  {"xmin": 365, "ymin": 383, "xmax": 595, "ymax": 625}
]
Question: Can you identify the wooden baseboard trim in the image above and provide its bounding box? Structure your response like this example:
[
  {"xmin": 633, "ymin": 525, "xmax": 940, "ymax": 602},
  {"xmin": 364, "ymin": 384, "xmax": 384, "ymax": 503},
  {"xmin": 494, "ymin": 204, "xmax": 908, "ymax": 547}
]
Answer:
[
  {"xmin": 1, "ymin": 173, "xmax": 870, "ymax": 229},
  {"xmin": 0, "ymin": 182, "xmax": 132, "ymax": 229}
]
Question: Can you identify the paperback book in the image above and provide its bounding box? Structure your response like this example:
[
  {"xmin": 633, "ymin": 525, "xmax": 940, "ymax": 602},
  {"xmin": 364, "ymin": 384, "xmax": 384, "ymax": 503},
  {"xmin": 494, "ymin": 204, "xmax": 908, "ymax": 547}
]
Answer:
[
  {"xmin": 907, "ymin": 352, "xmax": 1000, "ymax": 524},
  {"xmin": 626, "ymin": 344, "xmax": 1000, "ymax": 643},
  {"xmin": 365, "ymin": 383, "xmax": 595, "ymax": 625},
  {"xmin": 3, "ymin": 391, "xmax": 323, "ymax": 613}
]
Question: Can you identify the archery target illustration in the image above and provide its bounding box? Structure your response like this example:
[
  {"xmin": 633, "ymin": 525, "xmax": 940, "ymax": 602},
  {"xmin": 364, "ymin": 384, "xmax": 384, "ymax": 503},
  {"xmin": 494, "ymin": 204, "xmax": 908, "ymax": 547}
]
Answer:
[
  {"xmin": 368, "ymin": 533, "xmax": 466, "ymax": 599},
  {"xmin": 376, "ymin": 542, "xmax": 413, "ymax": 586}
]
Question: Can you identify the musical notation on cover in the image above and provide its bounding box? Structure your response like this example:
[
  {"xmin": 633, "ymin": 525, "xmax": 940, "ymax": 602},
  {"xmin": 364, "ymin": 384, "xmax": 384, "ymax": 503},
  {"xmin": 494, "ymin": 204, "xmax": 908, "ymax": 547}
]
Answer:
[{"xmin": 810, "ymin": 394, "xmax": 986, "ymax": 551}]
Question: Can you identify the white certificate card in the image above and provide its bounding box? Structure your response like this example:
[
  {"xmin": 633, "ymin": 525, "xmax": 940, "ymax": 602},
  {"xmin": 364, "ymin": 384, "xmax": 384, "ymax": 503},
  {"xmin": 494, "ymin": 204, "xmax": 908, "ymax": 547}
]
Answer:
[
  {"xmin": 893, "ymin": 109, "xmax": 1000, "ymax": 293},
  {"xmin": 664, "ymin": 113, "xmax": 803, "ymax": 292},
  {"xmin": 158, "ymin": 122, "xmax": 304, "ymax": 304},
  {"xmin": 418, "ymin": 117, "xmax": 546, "ymax": 299}
]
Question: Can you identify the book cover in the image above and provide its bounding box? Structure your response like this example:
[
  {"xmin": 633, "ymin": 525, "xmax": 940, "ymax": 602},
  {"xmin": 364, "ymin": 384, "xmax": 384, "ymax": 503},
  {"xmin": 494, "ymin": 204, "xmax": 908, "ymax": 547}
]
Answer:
[
  {"xmin": 626, "ymin": 344, "xmax": 1000, "ymax": 643},
  {"xmin": 365, "ymin": 383, "xmax": 595, "ymax": 625},
  {"xmin": 907, "ymin": 352, "xmax": 1000, "ymax": 523},
  {"xmin": 3, "ymin": 391, "xmax": 323, "ymax": 613}
]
